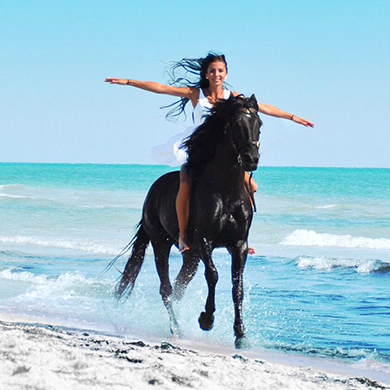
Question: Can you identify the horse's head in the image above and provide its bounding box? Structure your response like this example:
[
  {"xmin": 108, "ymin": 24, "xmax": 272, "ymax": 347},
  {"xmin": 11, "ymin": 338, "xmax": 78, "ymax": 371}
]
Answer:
[
  {"xmin": 183, "ymin": 94, "xmax": 262, "ymax": 176},
  {"xmin": 227, "ymin": 94, "xmax": 262, "ymax": 172}
]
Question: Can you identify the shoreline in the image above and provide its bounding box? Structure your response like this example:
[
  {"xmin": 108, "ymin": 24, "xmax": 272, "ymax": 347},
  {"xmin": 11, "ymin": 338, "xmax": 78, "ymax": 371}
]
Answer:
[{"xmin": 1, "ymin": 316, "xmax": 389, "ymax": 390}]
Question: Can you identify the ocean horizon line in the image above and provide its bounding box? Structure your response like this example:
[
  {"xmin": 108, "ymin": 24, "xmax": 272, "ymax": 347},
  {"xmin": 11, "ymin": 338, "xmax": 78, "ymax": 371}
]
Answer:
[{"xmin": 1, "ymin": 161, "xmax": 390, "ymax": 171}]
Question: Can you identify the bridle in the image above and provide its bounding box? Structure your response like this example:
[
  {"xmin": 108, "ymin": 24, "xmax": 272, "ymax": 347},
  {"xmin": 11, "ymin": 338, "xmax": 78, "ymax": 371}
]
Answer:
[
  {"xmin": 227, "ymin": 106, "xmax": 262, "ymax": 212},
  {"xmin": 228, "ymin": 107, "xmax": 261, "ymax": 158}
]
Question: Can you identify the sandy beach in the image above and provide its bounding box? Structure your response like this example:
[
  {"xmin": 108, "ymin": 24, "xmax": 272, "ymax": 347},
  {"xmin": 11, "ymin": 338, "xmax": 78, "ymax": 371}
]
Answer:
[{"xmin": 1, "ymin": 319, "xmax": 389, "ymax": 390}]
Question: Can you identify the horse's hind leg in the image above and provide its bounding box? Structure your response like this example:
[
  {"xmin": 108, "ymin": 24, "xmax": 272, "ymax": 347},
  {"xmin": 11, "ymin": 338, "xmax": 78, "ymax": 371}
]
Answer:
[
  {"xmin": 152, "ymin": 240, "xmax": 180, "ymax": 336},
  {"xmin": 173, "ymin": 250, "xmax": 200, "ymax": 302}
]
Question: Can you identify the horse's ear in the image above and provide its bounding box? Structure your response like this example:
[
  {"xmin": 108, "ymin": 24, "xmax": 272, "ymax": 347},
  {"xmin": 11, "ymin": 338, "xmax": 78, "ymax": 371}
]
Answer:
[{"xmin": 249, "ymin": 94, "xmax": 257, "ymax": 104}]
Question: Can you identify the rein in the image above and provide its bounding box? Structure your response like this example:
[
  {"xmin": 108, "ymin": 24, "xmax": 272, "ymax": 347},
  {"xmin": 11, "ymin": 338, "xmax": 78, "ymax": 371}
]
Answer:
[{"xmin": 248, "ymin": 171, "xmax": 257, "ymax": 213}]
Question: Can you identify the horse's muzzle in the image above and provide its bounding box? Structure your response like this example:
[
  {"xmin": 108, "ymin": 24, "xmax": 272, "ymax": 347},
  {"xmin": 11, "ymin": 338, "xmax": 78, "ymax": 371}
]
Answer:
[{"xmin": 241, "ymin": 150, "xmax": 259, "ymax": 171}]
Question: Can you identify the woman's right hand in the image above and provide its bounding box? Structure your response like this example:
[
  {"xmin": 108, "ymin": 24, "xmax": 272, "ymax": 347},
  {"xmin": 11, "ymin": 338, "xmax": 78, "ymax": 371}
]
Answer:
[
  {"xmin": 104, "ymin": 78, "xmax": 197, "ymax": 105},
  {"xmin": 105, "ymin": 78, "xmax": 128, "ymax": 85}
]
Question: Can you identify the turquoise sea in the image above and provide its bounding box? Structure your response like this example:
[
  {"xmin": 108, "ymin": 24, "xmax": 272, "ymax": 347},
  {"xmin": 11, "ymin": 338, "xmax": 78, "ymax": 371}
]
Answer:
[{"xmin": 1, "ymin": 163, "xmax": 390, "ymax": 376}]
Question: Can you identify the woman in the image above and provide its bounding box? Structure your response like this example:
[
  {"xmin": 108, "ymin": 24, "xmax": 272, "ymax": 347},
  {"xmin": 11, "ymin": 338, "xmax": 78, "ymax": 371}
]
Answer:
[{"xmin": 105, "ymin": 53, "xmax": 313, "ymax": 253}]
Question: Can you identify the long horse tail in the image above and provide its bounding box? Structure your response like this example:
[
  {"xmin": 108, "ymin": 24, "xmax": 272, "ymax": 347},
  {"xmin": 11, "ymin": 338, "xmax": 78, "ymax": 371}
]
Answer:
[{"xmin": 115, "ymin": 221, "xmax": 150, "ymax": 299}]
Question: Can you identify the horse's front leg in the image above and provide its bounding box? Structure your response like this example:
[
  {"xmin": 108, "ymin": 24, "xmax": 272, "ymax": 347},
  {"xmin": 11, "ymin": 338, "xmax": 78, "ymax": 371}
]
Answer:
[
  {"xmin": 198, "ymin": 240, "xmax": 218, "ymax": 331},
  {"xmin": 229, "ymin": 242, "xmax": 250, "ymax": 349}
]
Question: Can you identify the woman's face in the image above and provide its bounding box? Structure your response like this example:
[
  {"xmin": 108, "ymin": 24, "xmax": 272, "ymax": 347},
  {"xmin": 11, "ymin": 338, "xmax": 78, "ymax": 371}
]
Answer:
[{"xmin": 206, "ymin": 60, "xmax": 227, "ymax": 87}]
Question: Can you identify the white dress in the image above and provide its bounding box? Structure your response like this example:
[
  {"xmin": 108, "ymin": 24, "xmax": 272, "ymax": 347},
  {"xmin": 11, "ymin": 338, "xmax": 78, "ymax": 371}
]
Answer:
[{"xmin": 151, "ymin": 89, "xmax": 231, "ymax": 166}]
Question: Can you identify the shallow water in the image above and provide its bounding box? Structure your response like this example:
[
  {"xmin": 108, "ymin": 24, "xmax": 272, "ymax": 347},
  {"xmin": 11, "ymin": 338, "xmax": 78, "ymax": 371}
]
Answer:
[{"xmin": 1, "ymin": 163, "xmax": 389, "ymax": 376}]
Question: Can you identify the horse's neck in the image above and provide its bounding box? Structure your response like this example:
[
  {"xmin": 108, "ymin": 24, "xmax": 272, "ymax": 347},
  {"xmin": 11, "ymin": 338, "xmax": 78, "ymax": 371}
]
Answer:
[{"xmin": 201, "ymin": 140, "xmax": 245, "ymax": 192}]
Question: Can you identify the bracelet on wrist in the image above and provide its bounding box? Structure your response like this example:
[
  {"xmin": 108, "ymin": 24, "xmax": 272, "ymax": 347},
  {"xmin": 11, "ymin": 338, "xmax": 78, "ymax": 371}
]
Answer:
[
  {"xmin": 289, "ymin": 114, "xmax": 295, "ymax": 121},
  {"xmin": 127, "ymin": 79, "xmax": 131, "ymax": 86}
]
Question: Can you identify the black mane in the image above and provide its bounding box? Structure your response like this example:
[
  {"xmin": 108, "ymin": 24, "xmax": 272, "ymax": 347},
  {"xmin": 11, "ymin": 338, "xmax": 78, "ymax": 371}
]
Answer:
[{"xmin": 182, "ymin": 95, "xmax": 258, "ymax": 176}]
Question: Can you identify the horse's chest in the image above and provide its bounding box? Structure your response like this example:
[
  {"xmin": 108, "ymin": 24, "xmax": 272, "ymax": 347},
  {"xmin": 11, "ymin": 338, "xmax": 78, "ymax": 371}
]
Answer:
[
  {"xmin": 222, "ymin": 212, "xmax": 243, "ymax": 231},
  {"xmin": 193, "ymin": 193, "xmax": 251, "ymax": 238}
]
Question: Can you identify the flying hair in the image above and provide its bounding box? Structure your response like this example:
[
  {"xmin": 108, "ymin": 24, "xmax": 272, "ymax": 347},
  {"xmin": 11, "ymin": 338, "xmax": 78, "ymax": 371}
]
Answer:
[{"xmin": 161, "ymin": 52, "xmax": 229, "ymax": 120}]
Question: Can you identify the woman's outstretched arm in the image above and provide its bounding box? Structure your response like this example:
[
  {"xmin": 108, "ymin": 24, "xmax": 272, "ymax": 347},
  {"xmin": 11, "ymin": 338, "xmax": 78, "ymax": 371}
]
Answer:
[
  {"xmin": 104, "ymin": 78, "xmax": 199, "ymax": 106},
  {"xmin": 231, "ymin": 91, "xmax": 314, "ymax": 128},
  {"xmin": 258, "ymin": 102, "xmax": 314, "ymax": 128}
]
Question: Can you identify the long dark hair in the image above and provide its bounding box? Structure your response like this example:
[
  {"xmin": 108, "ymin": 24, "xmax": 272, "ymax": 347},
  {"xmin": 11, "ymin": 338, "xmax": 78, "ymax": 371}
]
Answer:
[{"xmin": 162, "ymin": 52, "xmax": 229, "ymax": 120}]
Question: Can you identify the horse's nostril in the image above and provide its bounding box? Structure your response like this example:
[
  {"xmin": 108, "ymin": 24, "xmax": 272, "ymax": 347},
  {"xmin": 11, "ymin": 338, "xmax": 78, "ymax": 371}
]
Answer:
[
  {"xmin": 242, "ymin": 153, "xmax": 258, "ymax": 164},
  {"xmin": 242, "ymin": 154, "xmax": 251, "ymax": 163}
]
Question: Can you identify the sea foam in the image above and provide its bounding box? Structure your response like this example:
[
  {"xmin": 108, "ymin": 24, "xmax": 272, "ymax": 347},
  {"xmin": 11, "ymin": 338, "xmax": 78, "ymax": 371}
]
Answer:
[
  {"xmin": 0, "ymin": 268, "xmax": 105, "ymax": 286},
  {"xmin": 296, "ymin": 255, "xmax": 390, "ymax": 274},
  {"xmin": 0, "ymin": 236, "xmax": 121, "ymax": 255},
  {"xmin": 281, "ymin": 229, "xmax": 390, "ymax": 250},
  {"xmin": 0, "ymin": 269, "xmax": 48, "ymax": 284}
]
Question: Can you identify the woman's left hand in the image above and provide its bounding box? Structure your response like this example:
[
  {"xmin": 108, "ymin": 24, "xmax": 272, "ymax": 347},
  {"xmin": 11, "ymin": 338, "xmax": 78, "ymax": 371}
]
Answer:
[
  {"xmin": 105, "ymin": 78, "xmax": 128, "ymax": 85},
  {"xmin": 292, "ymin": 116, "xmax": 314, "ymax": 128}
]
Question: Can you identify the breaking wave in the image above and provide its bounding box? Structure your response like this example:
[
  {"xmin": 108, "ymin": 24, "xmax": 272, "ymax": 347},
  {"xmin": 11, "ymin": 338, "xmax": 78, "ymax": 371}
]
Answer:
[
  {"xmin": 281, "ymin": 229, "xmax": 390, "ymax": 251},
  {"xmin": 295, "ymin": 255, "xmax": 390, "ymax": 274},
  {"xmin": 0, "ymin": 236, "xmax": 122, "ymax": 255}
]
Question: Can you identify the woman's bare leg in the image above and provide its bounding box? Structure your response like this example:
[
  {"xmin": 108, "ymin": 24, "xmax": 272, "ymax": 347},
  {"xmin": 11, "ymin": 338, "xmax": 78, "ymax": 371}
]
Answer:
[
  {"xmin": 244, "ymin": 171, "xmax": 258, "ymax": 194},
  {"xmin": 176, "ymin": 165, "xmax": 192, "ymax": 252}
]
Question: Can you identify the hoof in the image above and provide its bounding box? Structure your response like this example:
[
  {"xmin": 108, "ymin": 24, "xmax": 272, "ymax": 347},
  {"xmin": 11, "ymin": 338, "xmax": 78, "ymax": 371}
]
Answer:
[
  {"xmin": 198, "ymin": 312, "xmax": 214, "ymax": 331},
  {"xmin": 235, "ymin": 336, "xmax": 251, "ymax": 350}
]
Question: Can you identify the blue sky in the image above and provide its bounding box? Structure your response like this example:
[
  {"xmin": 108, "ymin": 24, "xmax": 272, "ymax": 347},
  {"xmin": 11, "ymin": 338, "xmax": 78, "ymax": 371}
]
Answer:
[{"xmin": 1, "ymin": 0, "xmax": 389, "ymax": 167}]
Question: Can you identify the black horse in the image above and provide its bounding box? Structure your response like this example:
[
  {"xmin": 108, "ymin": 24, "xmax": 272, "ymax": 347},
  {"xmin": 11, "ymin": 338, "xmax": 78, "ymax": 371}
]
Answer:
[{"xmin": 115, "ymin": 94, "xmax": 262, "ymax": 348}]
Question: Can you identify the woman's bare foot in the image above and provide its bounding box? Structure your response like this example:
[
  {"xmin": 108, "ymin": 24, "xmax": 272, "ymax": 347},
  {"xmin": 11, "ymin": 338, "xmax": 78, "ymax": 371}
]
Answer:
[
  {"xmin": 248, "ymin": 246, "xmax": 256, "ymax": 255},
  {"xmin": 179, "ymin": 237, "xmax": 190, "ymax": 253}
]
